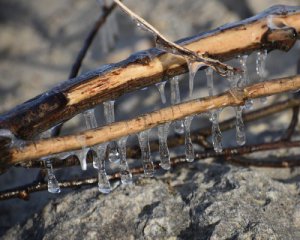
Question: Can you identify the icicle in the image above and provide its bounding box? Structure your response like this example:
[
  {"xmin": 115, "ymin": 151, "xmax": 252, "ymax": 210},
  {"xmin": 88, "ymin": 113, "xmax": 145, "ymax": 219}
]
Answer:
[
  {"xmin": 75, "ymin": 136, "xmax": 89, "ymax": 170},
  {"xmin": 157, "ymin": 123, "xmax": 171, "ymax": 170},
  {"xmin": 238, "ymin": 55, "xmax": 253, "ymax": 109},
  {"xmin": 103, "ymin": 100, "xmax": 120, "ymax": 163},
  {"xmin": 205, "ymin": 67, "xmax": 214, "ymax": 97},
  {"xmin": 83, "ymin": 109, "xmax": 99, "ymax": 168},
  {"xmin": 235, "ymin": 106, "xmax": 246, "ymax": 146},
  {"xmin": 184, "ymin": 116, "xmax": 194, "ymax": 162},
  {"xmin": 211, "ymin": 110, "xmax": 223, "ymax": 153},
  {"xmin": 117, "ymin": 136, "xmax": 132, "ymax": 184},
  {"xmin": 155, "ymin": 81, "xmax": 167, "ymax": 104},
  {"xmin": 45, "ymin": 159, "xmax": 60, "ymax": 194},
  {"xmin": 138, "ymin": 129, "xmax": 154, "ymax": 177},
  {"xmin": 170, "ymin": 76, "xmax": 184, "ymax": 134},
  {"xmin": 96, "ymin": 143, "xmax": 111, "ymax": 193},
  {"xmin": 187, "ymin": 60, "xmax": 202, "ymax": 98},
  {"xmin": 256, "ymin": 50, "xmax": 268, "ymax": 103}
]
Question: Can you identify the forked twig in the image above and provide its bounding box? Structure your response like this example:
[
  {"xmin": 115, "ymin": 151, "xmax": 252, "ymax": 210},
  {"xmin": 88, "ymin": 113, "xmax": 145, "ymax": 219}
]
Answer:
[{"xmin": 114, "ymin": 0, "xmax": 236, "ymax": 75}]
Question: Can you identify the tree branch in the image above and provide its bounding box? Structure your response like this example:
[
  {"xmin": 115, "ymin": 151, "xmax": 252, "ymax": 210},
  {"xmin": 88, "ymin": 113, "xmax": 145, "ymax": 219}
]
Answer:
[
  {"xmin": 2, "ymin": 75, "xmax": 300, "ymax": 166},
  {"xmin": 0, "ymin": 5, "xmax": 299, "ymax": 139}
]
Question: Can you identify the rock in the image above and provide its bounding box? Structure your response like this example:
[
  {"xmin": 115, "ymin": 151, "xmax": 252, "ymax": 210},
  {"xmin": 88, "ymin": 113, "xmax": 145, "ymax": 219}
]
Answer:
[{"xmin": 3, "ymin": 162, "xmax": 299, "ymax": 239}]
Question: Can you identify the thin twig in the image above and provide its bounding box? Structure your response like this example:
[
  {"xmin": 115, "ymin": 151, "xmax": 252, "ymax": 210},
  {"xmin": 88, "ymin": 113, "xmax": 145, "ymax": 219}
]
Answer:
[{"xmin": 2, "ymin": 140, "xmax": 300, "ymax": 201}]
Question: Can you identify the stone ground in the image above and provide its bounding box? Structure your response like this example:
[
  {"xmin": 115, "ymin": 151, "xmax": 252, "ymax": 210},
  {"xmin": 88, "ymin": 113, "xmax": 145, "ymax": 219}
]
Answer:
[{"xmin": 0, "ymin": 0, "xmax": 300, "ymax": 239}]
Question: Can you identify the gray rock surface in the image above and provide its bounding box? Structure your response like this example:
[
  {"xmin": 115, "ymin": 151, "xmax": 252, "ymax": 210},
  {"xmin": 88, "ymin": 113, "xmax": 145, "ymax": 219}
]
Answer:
[{"xmin": 3, "ymin": 162, "xmax": 300, "ymax": 239}]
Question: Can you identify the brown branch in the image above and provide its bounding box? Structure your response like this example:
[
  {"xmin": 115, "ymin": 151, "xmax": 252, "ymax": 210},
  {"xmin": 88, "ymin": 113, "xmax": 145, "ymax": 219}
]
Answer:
[
  {"xmin": 2, "ymin": 140, "xmax": 300, "ymax": 201},
  {"xmin": 18, "ymin": 97, "xmax": 300, "ymax": 169},
  {"xmin": 2, "ymin": 74, "xmax": 300, "ymax": 167},
  {"xmin": 0, "ymin": 5, "xmax": 299, "ymax": 139}
]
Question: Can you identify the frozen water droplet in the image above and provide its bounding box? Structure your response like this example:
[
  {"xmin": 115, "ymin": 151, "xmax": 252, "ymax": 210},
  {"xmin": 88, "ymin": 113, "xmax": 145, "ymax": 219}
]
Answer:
[
  {"xmin": 75, "ymin": 136, "xmax": 89, "ymax": 170},
  {"xmin": 256, "ymin": 50, "xmax": 268, "ymax": 103},
  {"xmin": 187, "ymin": 60, "xmax": 202, "ymax": 98},
  {"xmin": 45, "ymin": 159, "xmax": 60, "ymax": 194},
  {"xmin": 211, "ymin": 110, "xmax": 223, "ymax": 153},
  {"xmin": 96, "ymin": 143, "xmax": 111, "ymax": 193},
  {"xmin": 235, "ymin": 106, "xmax": 246, "ymax": 146},
  {"xmin": 117, "ymin": 136, "xmax": 132, "ymax": 184},
  {"xmin": 155, "ymin": 81, "xmax": 167, "ymax": 104},
  {"xmin": 184, "ymin": 116, "xmax": 194, "ymax": 162},
  {"xmin": 170, "ymin": 76, "xmax": 184, "ymax": 134},
  {"xmin": 138, "ymin": 129, "xmax": 154, "ymax": 177},
  {"xmin": 205, "ymin": 67, "xmax": 214, "ymax": 97},
  {"xmin": 157, "ymin": 123, "xmax": 171, "ymax": 170},
  {"xmin": 103, "ymin": 100, "xmax": 121, "ymax": 163},
  {"xmin": 238, "ymin": 55, "xmax": 253, "ymax": 109}
]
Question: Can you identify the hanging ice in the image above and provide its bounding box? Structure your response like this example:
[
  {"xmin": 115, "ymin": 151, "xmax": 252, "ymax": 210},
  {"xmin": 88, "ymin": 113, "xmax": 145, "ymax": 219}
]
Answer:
[
  {"xmin": 103, "ymin": 100, "xmax": 121, "ymax": 163},
  {"xmin": 117, "ymin": 136, "xmax": 133, "ymax": 184},
  {"xmin": 238, "ymin": 55, "xmax": 253, "ymax": 109},
  {"xmin": 235, "ymin": 106, "xmax": 246, "ymax": 145},
  {"xmin": 155, "ymin": 81, "xmax": 167, "ymax": 104},
  {"xmin": 96, "ymin": 143, "xmax": 111, "ymax": 193},
  {"xmin": 170, "ymin": 76, "xmax": 184, "ymax": 134},
  {"xmin": 211, "ymin": 110, "xmax": 223, "ymax": 153},
  {"xmin": 256, "ymin": 50, "xmax": 268, "ymax": 103},
  {"xmin": 75, "ymin": 136, "xmax": 89, "ymax": 171},
  {"xmin": 184, "ymin": 116, "xmax": 194, "ymax": 162},
  {"xmin": 187, "ymin": 60, "xmax": 202, "ymax": 98},
  {"xmin": 45, "ymin": 159, "xmax": 60, "ymax": 194},
  {"xmin": 205, "ymin": 67, "xmax": 214, "ymax": 97},
  {"xmin": 157, "ymin": 123, "xmax": 171, "ymax": 170},
  {"xmin": 83, "ymin": 109, "xmax": 99, "ymax": 168},
  {"xmin": 138, "ymin": 129, "xmax": 154, "ymax": 177}
]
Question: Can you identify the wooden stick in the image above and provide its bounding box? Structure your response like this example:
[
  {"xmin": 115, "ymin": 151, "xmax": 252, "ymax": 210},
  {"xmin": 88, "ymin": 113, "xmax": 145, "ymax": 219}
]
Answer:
[
  {"xmin": 2, "ymin": 74, "xmax": 300, "ymax": 166},
  {"xmin": 0, "ymin": 5, "xmax": 299, "ymax": 139}
]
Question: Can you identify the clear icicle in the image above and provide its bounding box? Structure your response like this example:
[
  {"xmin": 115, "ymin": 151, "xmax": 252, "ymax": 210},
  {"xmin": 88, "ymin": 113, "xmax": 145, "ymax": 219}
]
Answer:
[
  {"xmin": 83, "ymin": 109, "xmax": 99, "ymax": 168},
  {"xmin": 117, "ymin": 136, "xmax": 132, "ymax": 184},
  {"xmin": 205, "ymin": 67, "xmax": 214, "ymax": 97},
  {"xmin": 256, "ymin": 50, "xmax": 268, "ymax": 103},
  {"xmin": 187, "ymin": 60, "xmax": 202, "ymax": 98},
  {"xmin": 75, "ymin": 136, "xmax": 89, "ymax": 171},
  {"xmin": 170, "ymin": 76, "xmax": 184, "ymax": 134},
  {"xmin": 211, "ymin": 110, "xmax": 223, "ymax": 153},
  {"xmin": 184, "ymin": 116, "xmax": 194, "ymax": 162},
  {"xmin": 45, "ymin": 159, "xmax": 60, "ymax": 194},
  {"xmin": 103, "ymin": 100, "xmax": 120, "ymax": 163},
  {"xmin": 138, "ymin": 129, "xmax": 154, "ymax": 177},
  {"xmin": 155, "ymin": 81, "xmax": 167, "ymax": 104},
  {"xmin": 96, "ymin": 143, "xmax": 111, "ymax": 194},
  {"xmin": 157, "ymin": 123, "xmax": 171, "ymax": 170},
  {"xmin": 238, "ymin": 55, "xmax": 253, "ymax": 109},
  {"xmin": 235, "ymin": 106, "xmax": 246, "ymax": 146}
]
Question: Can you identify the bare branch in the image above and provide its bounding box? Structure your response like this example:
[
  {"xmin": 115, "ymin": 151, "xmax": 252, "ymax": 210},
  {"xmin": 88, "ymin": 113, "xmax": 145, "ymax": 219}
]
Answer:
[{"xmin": 2, "ymin": 75, "xmax": 300, "ymax": 166}]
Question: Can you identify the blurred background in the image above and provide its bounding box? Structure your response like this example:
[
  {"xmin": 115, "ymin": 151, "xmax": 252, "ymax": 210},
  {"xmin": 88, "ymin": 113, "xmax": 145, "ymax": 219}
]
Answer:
[{"xmin": 0, "ymin": 0, "xmax": 300, "ymax": 236}]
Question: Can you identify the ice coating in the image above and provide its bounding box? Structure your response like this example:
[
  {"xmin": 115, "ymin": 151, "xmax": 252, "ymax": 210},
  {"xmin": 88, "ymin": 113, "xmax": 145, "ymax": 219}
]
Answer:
[
  {"xmin": 45, "ymin": 159, "xmax": 61, "ymax": 194},
  {"xmin": 205, "ymin": 67, "xmax": 214, "ymax": 97},
  {"xmin": 157, "ymin": 123, "xmax": 171, "ymax": 170},
  {"xmin": 256, "ymin": 49, "xmax": 268, "ymax": 103},
  {"xmin": 170, "ymin": 76, "xmax": 184, "ymax": 134},
  {"xmin": 184, "ymin": 116, "xmax": 194, "ymax": 162},
  {"xmin": 117, "ymin": 136, "xmax": 132, "ymax": 184},
  {"xmin": 75, "ymin": 135, "xmax": 89, "ymax": 171},
  {"xmin": 103, "ymin": 100, "xmax": 121, "ymax": 163},
  {"xmin": 155, "ymin": 81, "xmax": 167, "ymax": 104},
  {"xmin": 138, "ymin": 129, "xmax": 154, "ymax": 177}
]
